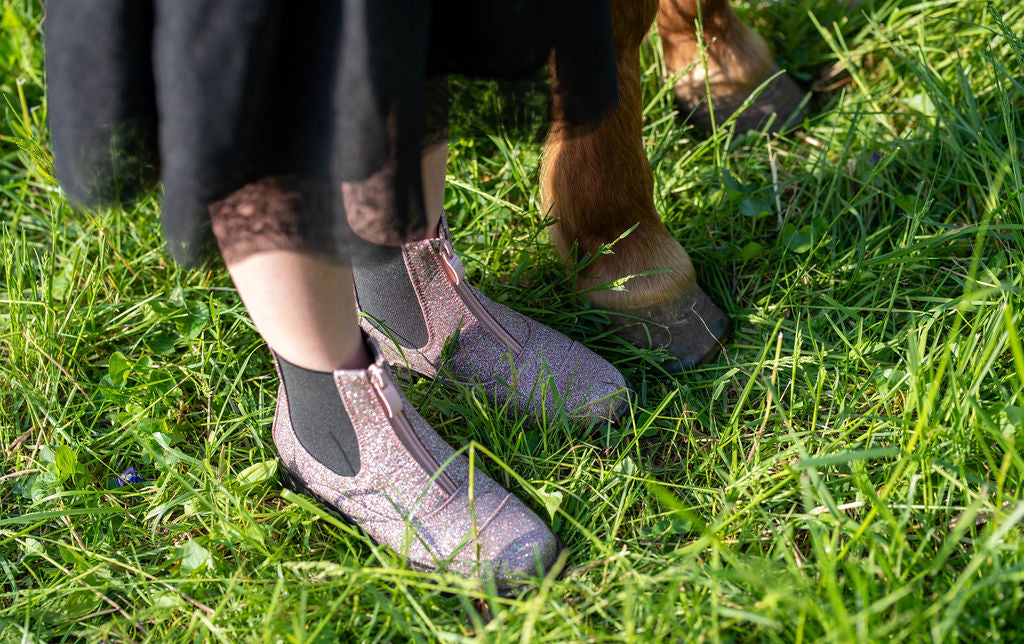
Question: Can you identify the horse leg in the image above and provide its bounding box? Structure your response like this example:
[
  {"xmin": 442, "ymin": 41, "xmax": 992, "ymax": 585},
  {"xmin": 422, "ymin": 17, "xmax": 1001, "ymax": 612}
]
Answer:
[
  {"xmin": 541, "ymin": 0, "xmax": 730, "ymax": 370},
  {"xmin": 658, "ymin": 0, "xmax": 804, "ymax": 133}
]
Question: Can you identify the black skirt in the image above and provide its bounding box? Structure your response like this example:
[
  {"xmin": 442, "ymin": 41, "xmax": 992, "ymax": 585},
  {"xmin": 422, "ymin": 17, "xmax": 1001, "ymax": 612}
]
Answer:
[{"xmin": 45, "ymin": 0, "xmax": 619, "ymax": 266}]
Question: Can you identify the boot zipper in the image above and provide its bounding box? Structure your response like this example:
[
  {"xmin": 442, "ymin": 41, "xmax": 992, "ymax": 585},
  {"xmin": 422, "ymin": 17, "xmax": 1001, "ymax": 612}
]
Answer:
[
  {"xmin": 438, "ymin": 238, "xmax": 523, "ymax": 355},
  {"xmin": 368, "ymin": 363, "xmax": 458, "ymax": 496}
]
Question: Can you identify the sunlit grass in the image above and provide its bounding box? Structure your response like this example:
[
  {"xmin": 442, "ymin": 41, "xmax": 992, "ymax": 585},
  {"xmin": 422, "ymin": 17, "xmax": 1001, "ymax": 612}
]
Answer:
[{"xmin": 2, "ymin": 0, "xmax": 1023, "ymax": 641}]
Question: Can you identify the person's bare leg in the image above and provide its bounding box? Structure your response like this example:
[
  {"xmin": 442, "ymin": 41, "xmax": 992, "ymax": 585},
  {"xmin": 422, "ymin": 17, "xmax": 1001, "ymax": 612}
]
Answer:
[
  {"xmin": 217, "ymin": 134, "xmax": 446, "ymax": 373},
  {"xmin": 422, "ymin": 140, "xmax": 448, "ymax": 235},
  {"xmin": 225, "ymin": 251, "xmax": 369, "ymax": 372}
]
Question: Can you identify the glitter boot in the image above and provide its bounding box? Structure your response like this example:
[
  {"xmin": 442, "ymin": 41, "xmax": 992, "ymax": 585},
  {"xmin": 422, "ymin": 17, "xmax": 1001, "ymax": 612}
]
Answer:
[
  {"xmin": 353, "ymin": 213, "xmax": 630, "ymax": 426},
  {"xmin": 273, "ymin": 340, "xmax": 561, "ymax": 583}
]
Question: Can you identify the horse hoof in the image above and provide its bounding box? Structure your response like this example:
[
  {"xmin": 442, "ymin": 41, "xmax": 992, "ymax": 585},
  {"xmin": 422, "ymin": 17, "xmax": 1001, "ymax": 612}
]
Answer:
[
  {"xmin": 610, "ymin": 285, "xmax": 732, "ymax": 372},
  {"xmin": 676, "ymin": 66, "xmax": 805, "ymax": 134}
]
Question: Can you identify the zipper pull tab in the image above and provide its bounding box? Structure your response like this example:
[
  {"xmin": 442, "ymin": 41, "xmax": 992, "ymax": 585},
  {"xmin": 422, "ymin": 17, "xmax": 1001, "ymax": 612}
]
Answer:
[
  {"xmin": 368, "ymin": 364, "xmax": 403, "ymax": 418},
  {"xmin": 438, "ymin": 238, "xmax": 466, "ymax": 285}
]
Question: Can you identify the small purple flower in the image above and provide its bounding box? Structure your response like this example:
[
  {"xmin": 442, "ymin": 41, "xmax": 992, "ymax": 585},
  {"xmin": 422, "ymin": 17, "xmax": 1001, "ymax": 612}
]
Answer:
[
  {"xmin": 117, "ymin": 467, "xmax": 143, "ymax": 487},
  {"xmin": 870, "ymin": 151, "xmax": 881, "ymax": 165}
]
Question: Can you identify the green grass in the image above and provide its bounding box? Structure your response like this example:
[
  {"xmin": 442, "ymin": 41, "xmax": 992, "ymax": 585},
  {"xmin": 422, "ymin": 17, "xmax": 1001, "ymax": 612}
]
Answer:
[{"xmin": 3, "ymin": 0, "xmax": 1024, "ymax": 640}]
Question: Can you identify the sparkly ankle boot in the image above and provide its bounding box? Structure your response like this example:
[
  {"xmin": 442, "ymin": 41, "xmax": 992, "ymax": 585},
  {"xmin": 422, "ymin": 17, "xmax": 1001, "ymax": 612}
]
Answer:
[
  {"xmin": 353, "ymin": 213, "xmax": 630, "ymax": 426},
  {"xmin": 273, "ymin": 341, "xmax": 561, "ymax": 582}
]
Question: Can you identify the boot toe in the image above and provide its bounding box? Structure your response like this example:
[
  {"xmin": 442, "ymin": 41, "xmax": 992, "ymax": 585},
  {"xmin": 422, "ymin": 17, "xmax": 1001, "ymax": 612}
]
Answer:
[
  {"xmin": 560, "ymin": 344, "xmax": 631, "ymax": 425},
  {"xmin": 492, "ymin": 526, "xmax": 561, "ymax": 580},
  {"xmin": 454, "ymin": 483, "xmax": 562, "ymax": 581}
]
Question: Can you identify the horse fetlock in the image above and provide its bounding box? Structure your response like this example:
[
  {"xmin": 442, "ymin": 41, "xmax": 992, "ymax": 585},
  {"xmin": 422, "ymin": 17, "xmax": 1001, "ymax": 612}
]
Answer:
[
  {"xmin": 567, "ymin": 229, "xmax": 730, "ymax": 369},
  {"xmin": 668, "ymin": 23, "xmax": 774, "ymax": 103},
  {"xmin": 658, "ymin": 2, "xmax": 804, "ymax": 133},
  {"xmin": 568, "ymin": 228, "xmax": 696, "ymax": 312}
]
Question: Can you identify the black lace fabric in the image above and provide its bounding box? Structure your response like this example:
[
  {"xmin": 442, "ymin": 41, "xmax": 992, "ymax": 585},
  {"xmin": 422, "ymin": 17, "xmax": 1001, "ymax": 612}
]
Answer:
[
  {"xmin": 208, "ymin": 176, "xmax": 337, "ymax": 265},
  {"xmin": 46, "ymin": 0, "xmax": 618, "ymax": 266}
]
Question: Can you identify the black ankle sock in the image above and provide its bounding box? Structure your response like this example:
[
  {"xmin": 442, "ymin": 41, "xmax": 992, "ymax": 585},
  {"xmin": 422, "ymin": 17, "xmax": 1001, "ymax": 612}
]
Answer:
[
  {"xmin": 276, "ymin": 354, "xmax": 361, "ymax": 476},
  {"xmin": 351, "ymin": 243, "xmax": 428, "ymax": 349}
]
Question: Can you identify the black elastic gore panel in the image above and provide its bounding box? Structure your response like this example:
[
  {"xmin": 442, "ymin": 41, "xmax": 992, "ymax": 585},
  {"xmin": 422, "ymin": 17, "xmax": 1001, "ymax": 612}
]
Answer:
[
  {"xmin": 352, "ymin": 243, "xmax": 429, "ymax": 348},
  {"xmin": 278, "ymin": 354, "xmax": 360, "ymax": 477}
]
